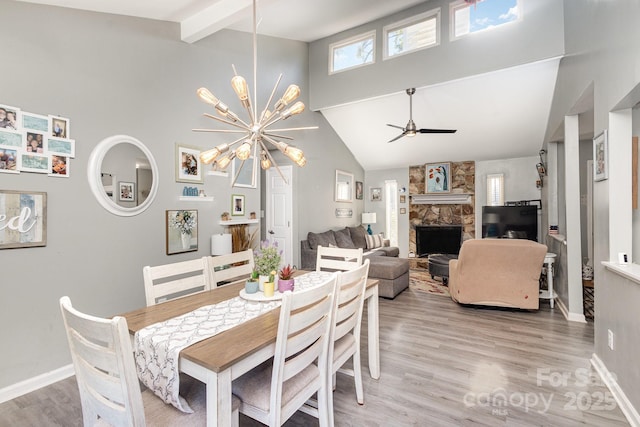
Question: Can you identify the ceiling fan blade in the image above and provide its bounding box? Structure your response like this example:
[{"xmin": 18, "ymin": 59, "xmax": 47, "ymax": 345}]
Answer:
[
  {"xmin": 418, "ymin": 128, "xmax": 457, "ymax": 134},
  {"xmin": 386, "ymin": 124, "xmax": 405, "ymax": 130},
  {"xmin": 388, "ymin": 132, "xmax": 406, "ymax": 143}
]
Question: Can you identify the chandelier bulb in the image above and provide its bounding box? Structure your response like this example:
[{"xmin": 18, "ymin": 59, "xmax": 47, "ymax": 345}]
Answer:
[
  {"xmin": 274, "ymin": 84, "xmax": 301, "ymax": 111},
  {"xmin": 236, "ymin": 141, "xmax": 253, "ymax": 160},
  {"xmin": 231, "ymin": 76, "xmax": 249, "ymax": 101},
  {"xmin": 200, "ymin": 143, "xmax": 228, "ymax": 164},
  {"xmin": 295, "ymin": 156, "xmax": 307, "ymax": 167},
  {"xmin": 284, "ymin": 146, "xmax": 304, "ymax": 163},
  {"xmin": 281, "ymin": 101, "xmax": 305, "ymax": 119},
  {"xmin": 260, "ymin": 152, "xmax": 271, "ymax": 170},
  {"xmin": 216, "ymin": 153, "xmax": 234, "ymax": 170},
  {"xmin": 197, "ymin": 87, "xmax": 219, "ymax": 105}
]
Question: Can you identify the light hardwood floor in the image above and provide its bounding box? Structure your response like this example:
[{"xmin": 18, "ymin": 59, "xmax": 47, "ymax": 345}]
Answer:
[{"xmin": 0, "ymin": 287, "xmax": 629, "ymax": 426}]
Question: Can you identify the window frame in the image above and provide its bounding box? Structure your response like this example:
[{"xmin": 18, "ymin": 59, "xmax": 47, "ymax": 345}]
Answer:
[
  {"xmin": 328, "ymin": 30, "xmax": 376, "ymax": 75},
  {"xmin": 486, "ymin": 173, "xmax": 504, "ymax": 206},
  {"xmin": 383, "ymin": 8, "xmax": 441, "ymax": 61},
  {"xmin": 449, "ymin": 0, "xmax": 522, "ymax": 42}
]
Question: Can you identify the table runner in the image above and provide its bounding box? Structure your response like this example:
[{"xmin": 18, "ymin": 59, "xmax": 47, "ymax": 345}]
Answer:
[{"xmin": 134, "ymin": 270, "xmax": 335, "ymax": 412}]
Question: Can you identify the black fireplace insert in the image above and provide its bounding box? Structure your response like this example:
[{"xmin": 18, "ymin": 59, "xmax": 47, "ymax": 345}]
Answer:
[{"xmin": 415, "ymin": 225, "xmax": 463, "ymax": 258}]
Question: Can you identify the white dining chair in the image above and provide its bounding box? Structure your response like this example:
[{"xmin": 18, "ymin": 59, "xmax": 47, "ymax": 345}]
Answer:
[
  {"xmin": 231, "ymin": 274, "xmax": 337, "ymax": 426},
  {"xmin": 59, "ymin": 296, "xmax": 239, "ymax": 426},
  {"xmin": 327, "ymin": 259, "xmax": 370, "ymax": 426},
  {"xmin": 143, "ymin": 257, "xmax": 211, "ymax": 306},
  {"xmin": 316, "ymin": 245, "xmax": 363, "ymax": 272},
  {"xmin": 207, "ymin": 249, "xmax": 255, "ymax": 287}
]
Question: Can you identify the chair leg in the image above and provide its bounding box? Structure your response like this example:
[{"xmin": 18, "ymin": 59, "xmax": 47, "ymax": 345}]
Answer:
[
  {"xmin": 332, "ymin": 372, "xmax": 337, "ymax": 391},
  {"xmin": 353, "ymin": 349, "xmax": 364, "ymax": 405},
  {"xmin": 319, "ymin": 379, "xmax": 331, "ymax": 427},
  {"xmin": 232, "ymin": 407, "xmax": 239, "ymax": 427}
]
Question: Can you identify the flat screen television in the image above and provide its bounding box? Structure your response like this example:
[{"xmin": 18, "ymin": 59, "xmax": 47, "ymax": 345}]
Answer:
[
  {"xmin": 482, "ymin": 205, "xmax": 538, "ymax": 241},
  {"xmin": 415, "ymin": 225, "xmax": 463, "ymax": 257}
]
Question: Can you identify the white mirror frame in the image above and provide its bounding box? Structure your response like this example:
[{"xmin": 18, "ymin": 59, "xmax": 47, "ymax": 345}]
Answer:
[
  {"xmin": 87, "ymin": 135, "xmax": 159, "ymax": 217},
  {"xmin": 335, "ymin": 169, "xmax": 354, "ymax": 202}
]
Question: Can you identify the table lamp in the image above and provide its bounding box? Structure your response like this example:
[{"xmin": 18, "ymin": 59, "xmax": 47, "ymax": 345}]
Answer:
[{"xmin": 362, "ymin": 212, "xmax": 376, "ymax": 235}]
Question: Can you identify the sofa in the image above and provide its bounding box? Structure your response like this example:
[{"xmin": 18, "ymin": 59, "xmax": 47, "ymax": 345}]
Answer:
[
  {"xmin": 448, "ymin": 238, "xmax": 548, "ymax": 310},
  {"xmin": 300, "ymin": 225, "xmax": 409, "ymax": 298}
]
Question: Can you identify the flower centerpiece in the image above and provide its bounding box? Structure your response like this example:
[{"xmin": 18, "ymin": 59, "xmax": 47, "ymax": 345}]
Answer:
[
  {"xmin": 278, "ymin": 264, "xmax": 296, "ymax": 293},
  {"xmin": 169, "ymin": 210, "xmax": 197, "ymax": 249},
  {"xmin": 254, "ymin": 240, "xmax": 282, "ymax": 291}
]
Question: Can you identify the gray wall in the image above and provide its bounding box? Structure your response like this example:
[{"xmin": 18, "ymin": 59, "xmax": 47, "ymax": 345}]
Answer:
[
  {"xmin": 0, "ymin": 0, "xmax": 351, "ymax": 389},
  {"xmin": 308, "ymin": 0, "xmax": 565, "ymax": 110}
]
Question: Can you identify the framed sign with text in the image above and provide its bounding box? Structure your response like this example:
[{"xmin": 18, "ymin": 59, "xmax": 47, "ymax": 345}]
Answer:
[{"xmin": 0, "ymin": 190, "xmax": 47, "ymax": 249}]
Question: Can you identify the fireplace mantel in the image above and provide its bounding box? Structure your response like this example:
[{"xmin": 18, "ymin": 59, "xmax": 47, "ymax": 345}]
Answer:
[{"xmin": 411, "ymin": 193, "xmax": 472, "ymax": 205}]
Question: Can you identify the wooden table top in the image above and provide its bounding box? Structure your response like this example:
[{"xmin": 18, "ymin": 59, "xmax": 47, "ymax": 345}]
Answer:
[{"xmin": 120, "ymin": 271, "xmax": 378, "ymax": 373}]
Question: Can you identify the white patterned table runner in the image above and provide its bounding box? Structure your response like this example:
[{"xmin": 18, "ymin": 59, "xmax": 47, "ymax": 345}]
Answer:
[{"xmin": 134, "ymin": 270, "xmax": 335, "ymax": 412}]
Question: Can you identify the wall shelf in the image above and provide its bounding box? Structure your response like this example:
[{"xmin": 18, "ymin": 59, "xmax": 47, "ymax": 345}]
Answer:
[
  {"xmin": 179, "ymin": 196, "xmax": 214, "ymax": 202},
  {"xmin": 411, "ymin": 193, "xmax": 472, "ymax": 205},
  {"xmin": 219, "ymin": 219, "xmax": 260, "ymax": 226},
  {"xmin": 207, "ymin": 170, "xmax": 229, "ymax": 177}
]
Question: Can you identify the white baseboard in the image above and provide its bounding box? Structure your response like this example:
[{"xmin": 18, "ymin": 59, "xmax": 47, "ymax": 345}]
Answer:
[
  {"xmin": 554, "ymin": 296, "xmax": 587, "ymax": 323},
  {"xmin": 592, "ymin": 353, "xmax": 640, "ymax": 427},
  {"xmin": 0, "ymin": 364, "xmax": 74, "ymax": 404}
]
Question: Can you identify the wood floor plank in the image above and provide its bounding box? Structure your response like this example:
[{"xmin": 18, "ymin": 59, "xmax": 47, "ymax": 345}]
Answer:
[{"xmin": 0, "ymin": 287, "xmax": 629, "ymax": 426}]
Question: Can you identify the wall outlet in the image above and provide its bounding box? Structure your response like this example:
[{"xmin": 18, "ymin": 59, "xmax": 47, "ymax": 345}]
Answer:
[{"xmin": 608, "ymin": 329, "xmax": 614, "ymax": 350}]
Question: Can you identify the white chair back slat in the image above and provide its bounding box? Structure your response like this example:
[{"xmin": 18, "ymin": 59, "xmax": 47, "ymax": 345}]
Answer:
[
  {"xmin": 208, "ymin": 249, "xmax": 255, "ymax": 286},
  {"xmin": 316, "ymin": 246, "xmax": 363, "ymax": 272},
  {"xmin": 143, "ymin": 257, "xmax": 211, "ymax": 306}
]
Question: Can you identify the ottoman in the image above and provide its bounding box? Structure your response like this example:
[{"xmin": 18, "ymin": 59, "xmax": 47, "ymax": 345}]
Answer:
[
  {"xmin": 427, "ymin": 254, "xmax": 458, "ymax": 285},
  {"xmin": 367, "ymin": 257, "xmax": 410, "ymax": 298}
]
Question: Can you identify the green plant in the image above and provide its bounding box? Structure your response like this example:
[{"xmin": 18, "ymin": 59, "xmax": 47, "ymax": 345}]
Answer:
[
  {"xmin": 250, "ymin": 270, "xmax": 259, "ymax": 280},
  {"xmin": 278, "ymin": 264, "xmax": 296, "ymax": 280},
  {"xmin": 268, "ymin": 271, "xmax": 275, "ymax": 282},
  {"xmin": 254, "ymin": 240, "xmax": 282, "ymax": 276}
]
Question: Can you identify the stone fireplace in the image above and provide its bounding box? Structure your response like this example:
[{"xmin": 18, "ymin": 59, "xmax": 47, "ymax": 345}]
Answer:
[{"xmin": 409, "ymin": 161, "xmax": 475, "ymax": 257}]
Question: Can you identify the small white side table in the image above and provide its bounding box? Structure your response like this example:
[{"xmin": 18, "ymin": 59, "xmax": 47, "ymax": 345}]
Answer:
[{"xmin": 539, "ymin": 253, "xmax": 557, "ymax": 308}]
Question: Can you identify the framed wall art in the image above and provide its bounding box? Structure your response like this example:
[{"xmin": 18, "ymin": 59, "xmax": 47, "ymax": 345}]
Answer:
[
  {"xmin": 175, "ymin": 143, "xmax": 203, "ymax": 183},
  {"xmin": 0, "ymin": 190, "xmax": 47, "ymax": 249},
  {"xmin": 231, "ymin": 156, "xmax": 257, "ymax": 188},
  {"xmin": 232, "ymin": 194, "xmax": 245, "ymax": 216},
  {"xmin": 0, "ymin": 147, "xmax": 20, "ymax": 173},
  {"xmin": 355, "ymin": 181, "xmax": 363, "ymax": 200},
  {"xmin": 370, "ymin": 187, "xmax": 382, "ymax": 201},
  {"xmin": 0, "ymin": 104, "xmax": 21, "ymax": 130},
  {"xmin": 593, "ymin": 130, "xmax": 608, "ymax": 181},
  {"xmin": 166, "ymin": 209, "xmax": 198, "ymax": 255},
  {"xmin": 49, "ymin": 155, "xmax": 69, "ymax": 177},
  {"xmin": 20, "ymin": 153, "xmax": 50, "ymax": 173},
  {"xmin": 119, "ymin": 181, "xmax": 135, "ymax": 202},
  {"xmin": 22, "ymin": 112, "xmax": 49, "ymax": 132},
  {"xmin": 426, "ymin": 162, "xmax": 451, "ymax": 193},
  {"xmin": 50, "ymin": 115, "xmax": 70, "ymax": 138},
  {"xmin": 400, "ymin": 195, "xmax": 406, "ymax": 203}
]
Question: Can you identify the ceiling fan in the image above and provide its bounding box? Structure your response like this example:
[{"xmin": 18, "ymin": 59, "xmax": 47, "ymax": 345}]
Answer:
[{"xmin": 387, "ymin": 88, "xmax": 457, "ymax": 143}]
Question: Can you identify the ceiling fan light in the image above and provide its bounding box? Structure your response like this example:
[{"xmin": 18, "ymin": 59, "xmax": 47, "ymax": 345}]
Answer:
[
  {"xmin": 285, "ymin": 146, "xmax": 304, "ymax": 163},
  {"xmin": 231, "ymin": 76, "xmax": 249, "ymax": 101},
  {"xmin": 281, "ymin": 101, "xmax": 305, "ymax": 119},
  {"xmin": 236, "ymin": 141, "xmax": 252, "ymax": 160},
  {"xmin": 406, "ymin": 131, "xmax": 416, "ymax": 137}
]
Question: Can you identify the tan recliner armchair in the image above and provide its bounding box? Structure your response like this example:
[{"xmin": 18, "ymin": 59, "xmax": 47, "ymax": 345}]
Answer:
[{"xmin": 449, "ymin": 239, "xmax": 548, "ymax": 310}]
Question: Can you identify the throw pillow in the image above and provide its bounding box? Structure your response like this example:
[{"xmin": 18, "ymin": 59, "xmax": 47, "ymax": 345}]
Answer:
[
  {"xmin": 334, "ymin": 228, "xmax": 356, "ymax": 248},
  {"xmin": 347, "ymin": 225, "xmax": 368, "ymax": 249},
  {"xmin": 307, "ymin": 230, "xmax": 337, "ymax": 250},
  {"xmin": 365, "ymin": 233, "xmax": 384, "ymax": 250}
]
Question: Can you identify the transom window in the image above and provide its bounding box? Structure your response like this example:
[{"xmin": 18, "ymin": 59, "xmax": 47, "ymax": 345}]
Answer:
[
  {"xmin": 383, "ymin": 9, "xmax": 440, "ymax": 60},
  {"xmin": 450, "ymin": 0, "xmax": 520, "ymax": 40},
  {"xmin": 329, "ymin": 30, "xmax": 376, "ymax": 74}
]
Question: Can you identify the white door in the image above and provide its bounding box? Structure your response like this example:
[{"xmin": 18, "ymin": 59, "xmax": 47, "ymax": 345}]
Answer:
[{"xmin": 266, "ymin": 166, "xmax": 293, "ymax": 266}]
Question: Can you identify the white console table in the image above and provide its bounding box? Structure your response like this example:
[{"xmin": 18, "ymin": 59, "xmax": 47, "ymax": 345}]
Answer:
[{"xmin": 539, "ymin": 252, "xmax": 557, "ymax": 307}]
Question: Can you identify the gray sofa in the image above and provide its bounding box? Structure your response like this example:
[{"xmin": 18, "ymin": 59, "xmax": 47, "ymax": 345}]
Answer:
[{"xmin": 300, "ymin": 225, "xmax": 409, "ymax": 298}]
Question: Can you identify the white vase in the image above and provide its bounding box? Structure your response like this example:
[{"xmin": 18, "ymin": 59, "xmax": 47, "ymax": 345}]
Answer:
[
  {"xmin": 259, "ymin": 275, "xmax": 269, "ymax": 292},
  {"xmin": 181, "ymin": 232, "xmax": 191, "ymax": 250}
]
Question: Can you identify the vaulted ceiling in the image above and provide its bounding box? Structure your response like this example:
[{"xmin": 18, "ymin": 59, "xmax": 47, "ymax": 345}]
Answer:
[{"xmin": 16, "ymin": 0, "xmax": 560, "ymax": 170}]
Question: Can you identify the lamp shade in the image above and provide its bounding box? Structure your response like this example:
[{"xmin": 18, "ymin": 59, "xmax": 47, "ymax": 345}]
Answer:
[
  {"xmin": 362, "ymin": 212, "xmax": 376, "ymax": 224},
  {"xmin": 211, "ymin": 233, "xmax": 232, "ymax": 256}
]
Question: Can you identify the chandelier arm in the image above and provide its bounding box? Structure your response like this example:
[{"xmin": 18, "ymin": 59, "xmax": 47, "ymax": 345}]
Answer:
[
  {"xmin": 267, "ymin": 126, "xmax": 320, "ymax": 132},
  {"xmin": 203, "ymin": 113, "xmax": 252, "ymax": 130},
  {"xmin": 258, "ymin": 139, "xmax": 288, "ymax": 185},
  {"xmin": 261, "ymin": 113, "xmax": 284, "ymax": 129},
  {"xmin": 192, "ymin": 128, "xmax": 249, "ymax": 133},
  {"xmin": 230, "ymin": 158, "xmax": 245, "ymax": 187},
  {"xmin": 263, "ymin": 133, "xmax": 294, "ymax": 141},
  {"xmin": 259, "ymin": 74, "xmax": 283, "ymax": 124}
]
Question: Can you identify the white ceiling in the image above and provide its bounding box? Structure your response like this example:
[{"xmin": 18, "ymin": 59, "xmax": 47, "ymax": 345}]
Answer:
[{"xmin": 16, "ymin": 0, "xmax": 561, "ymax": 171}]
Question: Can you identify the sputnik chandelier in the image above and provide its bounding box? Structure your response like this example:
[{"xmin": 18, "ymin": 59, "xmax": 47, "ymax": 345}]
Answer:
[{"xmin": 193, "ymin": 0, "xmax": 316, "ymax": 185}]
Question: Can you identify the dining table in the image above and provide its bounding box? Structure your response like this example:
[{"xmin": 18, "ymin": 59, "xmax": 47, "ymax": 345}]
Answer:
[{"xmin": 121, "ymin": 270, "xmax": 380, "ymax": 427}]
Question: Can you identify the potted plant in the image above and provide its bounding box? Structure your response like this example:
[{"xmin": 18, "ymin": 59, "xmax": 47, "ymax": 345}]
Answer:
[
  {"xmin": 254, "ymin": 240, "xmax": 282, "ymax": 291},
  {"xmin": 263, "ymin": 270, "xmax": 276, "ymax": 297},
  {"xmin": 278, "ymin": 264, "xmax": 296, "ymax": 293},
  {"xmin": 245, "ymin": 270, "xmax": 259, "ymax": 294}
]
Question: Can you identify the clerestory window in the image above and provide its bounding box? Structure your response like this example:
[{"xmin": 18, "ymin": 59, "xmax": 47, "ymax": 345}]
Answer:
[
  {"xmin": 450, "ymin": 0, "xmax": 520, "ymax": 41},
  {"xmin": 329, "ymin": 31, "xmax": 376, "ymax": 74},
  {"xmin": 383, "ymin": 9, "xmax": 440, "ymax": 60}
]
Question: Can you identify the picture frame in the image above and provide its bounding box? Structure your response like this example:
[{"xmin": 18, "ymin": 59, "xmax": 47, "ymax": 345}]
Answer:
[
  {"xmin": 231, "ymin": 155, "xmax": 257, "ymax": 188},
  {"xmin": 25, "ymin": 130, "xmax": 47, "ymax": 154},
  {"xmin": 0, "ymin": 128, "xmax": 23, "ymax": 148},
  {"xmin": 400, "ymin": 207, "xmax": 407, "ymax": 214},
  {"xmin": 0, "ymin": 190, "xmax": 47, "ymax": 249},
  {"xmin": 594, "ymin": 130, "xmax": 608, "ymax": 181},
  {"xmin": 335, "ymin": 170, "xmax": 354, "ymax": 202},
  {"xmin": 166, "ymin": 209, "xmax": 198, "ymax": 255},
  {"xmin": 20, "ymin": 152, "xmax": 50, "ymax": 173},
  {"xmin": 49, "ymin": 115, "xmax": 70, "ymax": 138},
  {"xmin": 47, "ymin": 137, "xmax": 75, "ymax": 157},
  {"xmin": 355, "ymin": 181, "xmax": 363, "ymax": 200},
  {"xmin": 49, "ymin": 155, "xmax": 69, "ymax": 177},
  {"xmin": 0, "ymin": 146, "xmax": 20, "ymax": 173},
  {"xmin": 335, "ymin": 208, "xmax": 353, "ymax": 218},
  {"xmin": 232, "ymin": 194, "xmax": 245, "ymax": 216},
  {"xmin": 0, "ymin": 104, "xmax": 21, "ymax": 130},
  {"xmin": 118, "ymin": 181, "xmax": 135, "ymax": 202},
  {"xmin": 400, "ymin": 195, "xmax": 406, "ymax": 203},
  {"xmin": 21, "ymin": 112, "xmax": 49, "ymax": 132},
  {"xmin": 175, "ymin": 143, "xmax": 204, "ymax": 183},
  {"xmin": 370, "ymin": 187, "xmax": 382, "ymax": 201},
  {"xmin": 425, "ymin": 162, "xmax": 451, "ymax": 193}
]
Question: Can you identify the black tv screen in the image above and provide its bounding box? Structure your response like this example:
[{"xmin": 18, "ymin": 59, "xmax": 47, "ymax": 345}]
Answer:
[
  {"xmin": 415, "ymin": 225, "xmax": 463, "ymax": 257},
  {"xmin": 482, "ymin": 205, "xmax": 538, "ymax": 241}
]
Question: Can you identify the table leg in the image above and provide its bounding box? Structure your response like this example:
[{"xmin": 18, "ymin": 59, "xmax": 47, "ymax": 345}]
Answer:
[
  {"xmin": 206, "ymin": 369, "xmax": 232, "ymax": 427},
  {"xmin": 365, "ymin": 285, "xmax": 380, "ymax": 379},
  {"xmin": 548, "ymin": 262, "xmax": 554, "ymax": 309}
]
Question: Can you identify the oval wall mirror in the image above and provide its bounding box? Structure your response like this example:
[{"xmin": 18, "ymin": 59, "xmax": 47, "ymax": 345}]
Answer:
[{"xmin": 87, "ymin": 135, "xmax": 159, "ymax": 217}]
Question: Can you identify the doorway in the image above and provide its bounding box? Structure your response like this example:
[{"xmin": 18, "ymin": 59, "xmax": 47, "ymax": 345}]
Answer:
[{"xmin": 265, "ymin": 166, "xmax": 293, "ymax": 266}]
